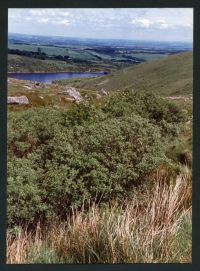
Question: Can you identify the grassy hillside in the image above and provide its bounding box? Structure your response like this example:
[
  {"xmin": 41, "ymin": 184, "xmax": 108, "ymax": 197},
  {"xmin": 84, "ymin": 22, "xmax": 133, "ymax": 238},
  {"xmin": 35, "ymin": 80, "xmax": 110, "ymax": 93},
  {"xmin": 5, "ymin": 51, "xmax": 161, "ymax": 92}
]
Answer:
[
  {"xmin": 8, "ymin": 54, "xmax": 132, "ymax": 73},
  {"xmin": 8, "ymin": 54, "xmax": 85, "ymax": 73},
  {"xmin": 74, "ymin": 51, "xmax": 192, "ymax": 96}
]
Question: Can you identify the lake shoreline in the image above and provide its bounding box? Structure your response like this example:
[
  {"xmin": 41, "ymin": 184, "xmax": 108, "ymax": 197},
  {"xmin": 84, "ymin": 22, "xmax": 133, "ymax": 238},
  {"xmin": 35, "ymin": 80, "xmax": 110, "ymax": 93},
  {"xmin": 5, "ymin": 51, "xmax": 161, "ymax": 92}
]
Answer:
[
  {"xmin": 8, "ymin": 71, "xmax": 107, "ymax": 84},
  {"xmin": 8, "ymin": 71, "xmax": 106, "ymax": 74}
]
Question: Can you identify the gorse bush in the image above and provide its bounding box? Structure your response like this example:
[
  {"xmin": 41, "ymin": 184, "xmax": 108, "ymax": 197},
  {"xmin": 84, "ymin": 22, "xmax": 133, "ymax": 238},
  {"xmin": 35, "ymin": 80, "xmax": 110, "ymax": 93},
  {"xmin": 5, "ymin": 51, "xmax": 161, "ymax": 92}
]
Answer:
[{"xmin": 7, "ymin": 91, "xmax": 186, "ymax": 225}]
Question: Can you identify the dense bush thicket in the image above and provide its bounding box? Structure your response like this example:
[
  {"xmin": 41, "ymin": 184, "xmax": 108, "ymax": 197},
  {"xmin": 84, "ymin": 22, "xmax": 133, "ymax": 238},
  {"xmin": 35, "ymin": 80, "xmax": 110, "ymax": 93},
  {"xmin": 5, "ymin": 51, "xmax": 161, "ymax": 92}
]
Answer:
[
  {"xmin": 7, "ymin": 91, "xmax": 186, "ymax": 225},
  {"xmin": 103, "ymin": 90, "xmax": 186, "ymax": 123}
]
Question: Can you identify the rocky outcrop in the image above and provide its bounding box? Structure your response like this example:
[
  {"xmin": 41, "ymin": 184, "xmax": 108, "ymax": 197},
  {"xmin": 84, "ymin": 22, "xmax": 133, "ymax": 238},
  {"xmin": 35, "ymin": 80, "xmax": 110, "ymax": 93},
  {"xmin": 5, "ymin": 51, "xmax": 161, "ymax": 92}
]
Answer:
[
  {"xmin": 96, "ymin": 93, "xmax": 102, "ymax": 100},
  {"xmin": 96, "ymin": 89, "xmax": 108, "ymax": 99},
  {"xmin": 62, "ymin": 87, "xmax": 83, "ymax": 102},
  {"xmin": 8, "ymin": 96, "xmax": 29, "ymax": 105},
  {"xmin": 99, "ymin": 89, "xmax": 108, "ymax": 96}
]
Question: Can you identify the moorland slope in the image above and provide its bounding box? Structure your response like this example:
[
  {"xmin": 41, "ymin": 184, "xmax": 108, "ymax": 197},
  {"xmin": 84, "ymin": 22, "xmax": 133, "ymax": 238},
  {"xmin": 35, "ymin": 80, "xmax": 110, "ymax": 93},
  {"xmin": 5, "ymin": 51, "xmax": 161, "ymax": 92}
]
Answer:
[{"xmin": 76, "ymin": 51, "xmax": 192, "ymax": 96}]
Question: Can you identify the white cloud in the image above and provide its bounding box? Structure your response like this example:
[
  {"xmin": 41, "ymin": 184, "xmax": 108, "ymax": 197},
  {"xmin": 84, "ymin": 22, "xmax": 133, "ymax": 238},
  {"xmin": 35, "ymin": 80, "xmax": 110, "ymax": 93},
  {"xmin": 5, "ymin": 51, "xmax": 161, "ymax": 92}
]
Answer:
[
  {"xmin": 8, "ymin": 8, "xmax": 193, "ymax": 42},
  {"xmin": 183, "ymin": 23, "xmax": 193, "ymax": 28},
  {"xmin": 131, "ymin": 18, "xmax": 169, "ymax": 30},
  {"xmin": 54, "ymin": 19, "xmax": 69, "ymax": 25},
  {"xmin": 21, "ymin": 9, "xmax": 71, "ymax": 25},
  {"xmin": 59, "ymin": 11, "xmax": 70, "ymax": 16},
  {"xmin": 9, "ymin": 14, "xmax": 17, "ymax": 19},
  {"xmin": 156, "ymin": 19, "xmax": 169, "ymax": 29},
  {"xmin": 37, "ymin": 18, "xmax": 49, "ymax": 23},
  {"xmin": 131, "ymin": 18, "xmax": 151, "ymax": 28},
  {"xmin": 29, "ymin": 9, "xmax": 46, "ymax": 16},
  {"xmin": 24, "ymin": 17, "xmax": 32, "ymax": 22},
  {"xmin": 159, "ymin": 24, "xmax": 168, "ymax": 29}
]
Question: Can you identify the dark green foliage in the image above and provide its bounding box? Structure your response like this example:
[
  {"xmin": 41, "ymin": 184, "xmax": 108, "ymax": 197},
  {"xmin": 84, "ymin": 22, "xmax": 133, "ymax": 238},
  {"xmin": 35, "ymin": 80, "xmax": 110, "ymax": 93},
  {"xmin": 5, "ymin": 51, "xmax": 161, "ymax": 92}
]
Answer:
[
  {"xmin": 7, "ymin": 157, "xmax": 45, "ymax": 225},
  {"xmin": 103, "ymin": 90, "xmax": 186, "ymax": 123},
  {"xmin": 65, "ymin": 102, "xmax": 101, "ymax": 125},
  {"xmin": 7, "ymin": 91, "xmax": 186, "ymax": 225},
  {"xmin": 42, "ymin": 115, "xmax": 167, "ymax": 218}
]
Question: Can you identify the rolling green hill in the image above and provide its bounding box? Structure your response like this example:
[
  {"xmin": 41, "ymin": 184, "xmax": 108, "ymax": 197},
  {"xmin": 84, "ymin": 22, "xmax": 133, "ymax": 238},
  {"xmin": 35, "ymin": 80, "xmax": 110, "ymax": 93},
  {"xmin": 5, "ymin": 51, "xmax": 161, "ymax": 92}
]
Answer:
[
  {"xmin": 8, "ymin": 54, "xmax": 83, "ymax": 73},
  {"xmin": 76, "ymin": 51, "xmax": 193, "ymax": 96},
  {"xmin": 8, "ymin": 54, "xmax": 131, "ymax": 73}
]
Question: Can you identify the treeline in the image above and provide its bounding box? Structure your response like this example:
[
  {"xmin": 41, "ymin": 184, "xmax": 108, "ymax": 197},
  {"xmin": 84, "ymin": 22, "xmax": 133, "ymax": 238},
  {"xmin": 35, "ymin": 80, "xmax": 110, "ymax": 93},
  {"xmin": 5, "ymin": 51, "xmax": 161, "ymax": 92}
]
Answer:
[
  {"xmin": 113, "ymin": 59, "xmax": 141, "ymax": 64},
  {"xmin": 8, "ymin": 48, "xmax": 47, "ymax": 60},
  {"xmin": 86, "ymin": 47, "xmax": 116, "ymax": 54},
  {"xmin": 8, "ymin": 48, "xmax": 70, "ymax": 61},
  {"xmin": 8, "ymin": 48, "xmax": 93, "ymax": 64}
]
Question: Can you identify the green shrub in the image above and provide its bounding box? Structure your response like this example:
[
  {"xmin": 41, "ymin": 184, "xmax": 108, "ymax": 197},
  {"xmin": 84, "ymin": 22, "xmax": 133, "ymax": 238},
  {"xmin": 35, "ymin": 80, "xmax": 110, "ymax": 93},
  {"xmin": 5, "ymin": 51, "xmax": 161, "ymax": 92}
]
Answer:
[
  {"xmin": 103, "ymin": 90, "xmax": 186, "ymax": 123},
  {"xmin": 7, "ymin": 157, "xmax": 45, "ymax": 225},
  {"xmin": 7, "ymin": 91, "xmax": 185, "ymax": 225},
  {"xmin": 64, "ymin": 101, "xmax": 102, "ymax": 125},
  {"xmin": 41, "ymin": 115, "xmax": 168, "ymax": 217}
]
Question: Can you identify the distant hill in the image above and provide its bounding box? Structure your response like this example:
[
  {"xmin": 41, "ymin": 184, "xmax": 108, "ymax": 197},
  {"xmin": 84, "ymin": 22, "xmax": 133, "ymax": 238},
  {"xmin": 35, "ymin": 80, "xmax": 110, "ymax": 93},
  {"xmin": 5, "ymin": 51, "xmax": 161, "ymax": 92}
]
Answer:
[
  {"xmin": 8, "ymin": 54, "xmax": 79, "ymax": 73},
  {"xmin": 77, "ymin": 51, "xmax": 193, "ymax": 96}
]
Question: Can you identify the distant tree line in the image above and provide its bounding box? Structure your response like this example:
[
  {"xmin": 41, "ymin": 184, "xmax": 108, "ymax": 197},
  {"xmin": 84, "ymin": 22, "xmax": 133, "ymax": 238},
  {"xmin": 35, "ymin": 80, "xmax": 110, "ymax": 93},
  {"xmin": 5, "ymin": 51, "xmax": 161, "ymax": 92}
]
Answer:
[
  {"xmin": 121, "ymin": 55, "xmax": 145, "ymax": 62},
  {"xmin": 86, "ymin": 47, "xmax": 116, "ymax": 54},
  {"xmin": 8, "ymin": 48, "xmax": 70, "ymax": 62},
  {"xmin": 8, "ymin": 48, "xmax": 47, "ymax": 60}
]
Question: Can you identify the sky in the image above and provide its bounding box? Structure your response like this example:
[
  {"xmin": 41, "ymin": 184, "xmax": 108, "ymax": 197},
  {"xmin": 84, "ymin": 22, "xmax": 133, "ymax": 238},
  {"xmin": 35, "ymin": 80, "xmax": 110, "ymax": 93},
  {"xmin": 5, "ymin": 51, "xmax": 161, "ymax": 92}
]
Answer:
[{"xmin": 8, "ymin": 8, "xmax": 193, "ymax": 42}]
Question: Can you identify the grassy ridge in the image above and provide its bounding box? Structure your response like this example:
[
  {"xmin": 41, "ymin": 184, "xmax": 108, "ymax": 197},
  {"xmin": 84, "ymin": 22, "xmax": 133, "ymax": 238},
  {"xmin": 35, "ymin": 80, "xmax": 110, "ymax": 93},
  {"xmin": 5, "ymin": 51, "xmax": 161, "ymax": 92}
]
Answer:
[{"xmin": 75, "ymin": 52, "xmax": 192, "ymax": 96}]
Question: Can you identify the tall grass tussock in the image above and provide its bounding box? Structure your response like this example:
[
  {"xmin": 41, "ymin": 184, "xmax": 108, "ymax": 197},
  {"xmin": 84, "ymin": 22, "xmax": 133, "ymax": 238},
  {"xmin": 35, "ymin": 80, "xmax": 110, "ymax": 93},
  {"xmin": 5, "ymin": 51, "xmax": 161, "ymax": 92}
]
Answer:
[{"xmin": 7, "ymin": 166, "xmax": 192, "ymax": 264}]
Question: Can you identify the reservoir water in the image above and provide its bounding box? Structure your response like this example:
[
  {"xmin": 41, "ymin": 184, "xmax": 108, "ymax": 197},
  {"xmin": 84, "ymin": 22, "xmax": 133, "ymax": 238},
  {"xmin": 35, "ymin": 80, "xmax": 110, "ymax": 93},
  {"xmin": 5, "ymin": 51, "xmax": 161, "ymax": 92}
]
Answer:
[{"xmin": 8, "ymin": 72, "xmax": 106, "ymax": 84}]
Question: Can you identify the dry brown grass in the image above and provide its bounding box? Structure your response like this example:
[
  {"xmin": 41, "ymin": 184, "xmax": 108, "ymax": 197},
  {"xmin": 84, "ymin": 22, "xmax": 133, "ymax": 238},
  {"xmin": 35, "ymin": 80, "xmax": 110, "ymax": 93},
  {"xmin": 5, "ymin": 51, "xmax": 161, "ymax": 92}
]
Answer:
[{"xmin": 7, "ymin": 167, "xmax": 192, "ymax": 264}]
